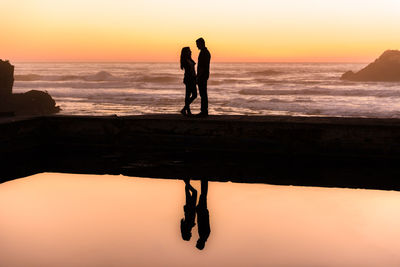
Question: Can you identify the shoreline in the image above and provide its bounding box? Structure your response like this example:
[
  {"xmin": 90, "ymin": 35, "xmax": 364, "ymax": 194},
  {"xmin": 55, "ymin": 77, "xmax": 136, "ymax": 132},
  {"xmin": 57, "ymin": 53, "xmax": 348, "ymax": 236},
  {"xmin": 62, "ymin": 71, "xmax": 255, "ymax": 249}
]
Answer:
[{"xmin": 1, "ymin": 114, "xmax": 400, "ymax": 190}]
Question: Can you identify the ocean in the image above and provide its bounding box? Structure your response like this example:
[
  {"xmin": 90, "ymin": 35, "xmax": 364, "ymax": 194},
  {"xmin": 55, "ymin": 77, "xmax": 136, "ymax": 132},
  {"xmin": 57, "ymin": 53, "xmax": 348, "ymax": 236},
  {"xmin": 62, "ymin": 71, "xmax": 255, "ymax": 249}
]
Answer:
[{"xmin": 12, "ymin": 62, "xmax": 400, "ymax": 117}]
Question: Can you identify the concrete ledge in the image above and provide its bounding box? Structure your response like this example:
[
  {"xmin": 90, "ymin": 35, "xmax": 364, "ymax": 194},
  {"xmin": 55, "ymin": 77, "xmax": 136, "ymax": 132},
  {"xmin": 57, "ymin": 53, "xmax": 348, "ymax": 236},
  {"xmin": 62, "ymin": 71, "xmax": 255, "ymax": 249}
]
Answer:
[{"xmin": 1, "ymin": 114, "xmax": 400, "ymax": 190}]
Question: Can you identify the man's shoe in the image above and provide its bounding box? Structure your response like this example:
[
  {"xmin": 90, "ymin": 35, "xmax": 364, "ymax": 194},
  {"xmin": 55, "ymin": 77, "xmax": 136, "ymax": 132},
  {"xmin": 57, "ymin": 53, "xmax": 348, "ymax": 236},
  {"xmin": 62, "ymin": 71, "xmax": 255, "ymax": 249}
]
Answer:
[{"xmin": 196, "ymin": 112, "xmax": 208, "ymax": 117}]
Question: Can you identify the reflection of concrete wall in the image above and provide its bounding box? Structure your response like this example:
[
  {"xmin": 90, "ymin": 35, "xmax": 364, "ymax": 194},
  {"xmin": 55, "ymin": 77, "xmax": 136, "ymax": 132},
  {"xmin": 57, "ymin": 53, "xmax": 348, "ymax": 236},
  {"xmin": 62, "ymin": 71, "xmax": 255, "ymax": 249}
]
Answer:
[
  {"xmin": 2, "ymin": 115, "xmax": 400, "ymax": 189},
  {"xmin": 0, "ymin": 60, "xmax": 14, "ymax": 98}
]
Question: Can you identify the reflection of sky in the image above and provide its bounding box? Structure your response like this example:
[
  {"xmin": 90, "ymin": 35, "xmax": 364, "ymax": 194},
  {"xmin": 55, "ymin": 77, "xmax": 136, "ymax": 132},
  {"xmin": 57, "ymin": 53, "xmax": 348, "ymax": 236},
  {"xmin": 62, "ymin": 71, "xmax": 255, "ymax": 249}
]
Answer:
[{"xmin": 1, "ymin": 173, "xmax": 400, "ymax": 266}]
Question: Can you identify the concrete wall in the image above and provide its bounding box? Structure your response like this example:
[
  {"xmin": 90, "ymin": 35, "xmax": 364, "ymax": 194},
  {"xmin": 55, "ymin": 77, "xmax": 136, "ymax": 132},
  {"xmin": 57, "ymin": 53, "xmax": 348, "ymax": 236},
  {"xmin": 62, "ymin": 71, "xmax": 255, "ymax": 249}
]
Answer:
[{"xmin": 1, "ymin": 115, "xmax": 400, "ymax": 190}]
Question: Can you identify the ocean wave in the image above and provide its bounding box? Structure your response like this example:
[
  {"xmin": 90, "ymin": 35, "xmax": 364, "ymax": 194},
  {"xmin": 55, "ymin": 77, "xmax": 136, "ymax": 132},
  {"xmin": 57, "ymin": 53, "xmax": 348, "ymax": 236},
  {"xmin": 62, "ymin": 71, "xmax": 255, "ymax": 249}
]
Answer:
[
  {"xmin": 246, "ymin": 70, "xmax": 283, "ymax": 76},
  {"xmin": 15, "ymin": 74, "xmax": 45, "ymax": 81},
  {"xmin": 254, "ymin": 78, "xmax": 284, "ymax": 84},
  {"xmin": 268, "ymin": 98, "xmax": 290, "ymax": 103},
  {"xmin": 209, "ymin": 78, "xmax": 254, "ymax": 85},
  {"xmin": 251, "ymin": 78, "xmax": 325, "ymax": 85},
  {"xmin": 14, "ymin": 81, "xmax": 132, "ymax": 89},
  {"xmin": 15, "ymin": 71, "xmax": 181, "ymax": 85},
  {"xmin": 15, "ymin": 71, "xmax": 117, "ymax": 82},
  {"xmin": 85, "ymin": 71, "xmax": 116, "ymax": 81},
  {"xmin": 239, "ymin": 88, "xmax": 400, "ymax": 97},
  {"xmin": 133, "ymin": 75, "xmax": 179, "ymax": 83}
]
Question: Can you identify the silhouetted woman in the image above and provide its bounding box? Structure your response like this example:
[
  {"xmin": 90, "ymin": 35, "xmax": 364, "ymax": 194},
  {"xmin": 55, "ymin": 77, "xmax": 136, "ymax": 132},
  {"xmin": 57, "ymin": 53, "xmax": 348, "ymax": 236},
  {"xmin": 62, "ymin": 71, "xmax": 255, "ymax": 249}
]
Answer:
[
  {"xmin": 180, "ymin": 178, "xmax": 197, "ymax": 241},
  {"xmin": 180, "ymin": 47, "xmax": 197, "ymax": 116}
]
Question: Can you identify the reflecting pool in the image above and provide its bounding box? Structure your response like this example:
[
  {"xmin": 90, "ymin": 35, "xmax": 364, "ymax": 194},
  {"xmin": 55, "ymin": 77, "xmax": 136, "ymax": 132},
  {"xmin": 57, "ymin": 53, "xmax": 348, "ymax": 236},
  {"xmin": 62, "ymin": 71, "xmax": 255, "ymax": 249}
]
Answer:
[{"xmin": 1, "ymin": 173, "xmax": 400, "ymax": 266}]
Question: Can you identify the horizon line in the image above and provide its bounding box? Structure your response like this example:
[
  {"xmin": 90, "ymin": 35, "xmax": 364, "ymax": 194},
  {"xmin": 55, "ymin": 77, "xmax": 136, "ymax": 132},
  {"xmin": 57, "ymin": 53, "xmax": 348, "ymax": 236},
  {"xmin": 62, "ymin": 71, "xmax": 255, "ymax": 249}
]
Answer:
[{"xmin": 11, "ymin": 61, "xmax": 370, "ymax": 64}]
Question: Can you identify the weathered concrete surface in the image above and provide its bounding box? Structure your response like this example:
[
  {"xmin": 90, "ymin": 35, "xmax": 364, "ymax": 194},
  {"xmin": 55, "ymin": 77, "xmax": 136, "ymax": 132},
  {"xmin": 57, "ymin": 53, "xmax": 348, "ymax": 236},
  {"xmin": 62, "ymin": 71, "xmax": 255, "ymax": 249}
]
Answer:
[{"xmin": 1, "ymin": 114, "xmax": 400, "ymax": 190}]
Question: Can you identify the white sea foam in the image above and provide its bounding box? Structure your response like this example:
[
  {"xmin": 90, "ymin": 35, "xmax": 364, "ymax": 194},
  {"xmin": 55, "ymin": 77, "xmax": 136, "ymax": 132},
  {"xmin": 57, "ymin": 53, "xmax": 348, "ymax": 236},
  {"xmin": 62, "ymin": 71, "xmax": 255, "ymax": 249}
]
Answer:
[
  {"xmin": 15, "ymin": 71, "xmax": 117, "ymax": 82},
  {"xmin": 239, "ymin": 88, "xmax": 400, "ymax": 97}
]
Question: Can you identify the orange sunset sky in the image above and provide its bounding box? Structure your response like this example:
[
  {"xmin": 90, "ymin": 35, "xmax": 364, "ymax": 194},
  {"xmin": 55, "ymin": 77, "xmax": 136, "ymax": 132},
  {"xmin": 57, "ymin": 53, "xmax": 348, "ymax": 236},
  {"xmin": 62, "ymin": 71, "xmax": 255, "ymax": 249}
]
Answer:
[{"xmin": 1, "ymin": 0, "xmax": 399, "ymax": 62}]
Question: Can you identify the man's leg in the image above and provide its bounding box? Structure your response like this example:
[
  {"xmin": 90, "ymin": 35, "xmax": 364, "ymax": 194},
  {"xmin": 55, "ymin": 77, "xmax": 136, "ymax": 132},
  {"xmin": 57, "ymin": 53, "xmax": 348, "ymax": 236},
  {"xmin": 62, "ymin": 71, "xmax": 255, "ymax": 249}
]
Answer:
[
  {"xmin": 199, "ymin": 179, "xmax": 208, "ymax": 208},
  {"xmin": 198, "ymin": 81, "xmax": 208, "ymax": 114}
]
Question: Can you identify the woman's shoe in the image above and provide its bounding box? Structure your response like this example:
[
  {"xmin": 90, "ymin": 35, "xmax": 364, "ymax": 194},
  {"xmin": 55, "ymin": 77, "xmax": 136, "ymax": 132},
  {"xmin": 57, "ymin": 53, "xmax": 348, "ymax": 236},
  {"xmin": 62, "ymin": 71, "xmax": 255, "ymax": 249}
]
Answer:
[
  {"xmin": 180, "ymin": 107, "xmax": 187, "ymax": 116},
  {"xmin": 186, "ymin": 108, "xmax": 192, "ymax": 116}
]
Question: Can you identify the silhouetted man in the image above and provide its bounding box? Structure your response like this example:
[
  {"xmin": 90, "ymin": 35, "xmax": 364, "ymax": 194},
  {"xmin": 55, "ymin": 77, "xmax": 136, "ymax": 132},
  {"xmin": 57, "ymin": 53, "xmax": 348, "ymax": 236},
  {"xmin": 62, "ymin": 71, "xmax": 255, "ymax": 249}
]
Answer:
[
  {"xmin": 196, "ymin": 179, "xmax": 210, "ymax": 250},
  {"xmin": 196, "ymin": 38, "xmax": 211, "ymax": 117},
  {"xmin": 180, "ymin": 178, "xmax": 197, "ymax": 241}
]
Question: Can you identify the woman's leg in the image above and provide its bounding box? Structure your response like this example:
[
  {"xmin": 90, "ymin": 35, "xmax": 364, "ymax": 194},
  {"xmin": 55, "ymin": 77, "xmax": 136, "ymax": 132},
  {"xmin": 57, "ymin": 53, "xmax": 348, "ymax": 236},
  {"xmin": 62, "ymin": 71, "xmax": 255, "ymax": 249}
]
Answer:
[
  {"xmin": 189, "ymin": 85, "xmax": 197, "ymax": 105},
  {"xmin": 187, "ymin": 82, "xmax": 197, "ymax": 107},
  {"xmin": 183, "ymin": 82, "xmax": 195, "ymax": 115},
  {"xmin": 184, "ymin": 83, "xmax": 192, "ymax": 108},
  {"xmin": 181, "ymin": 83, "xmax": 191, "ymax": 115},
  {"xmin": 184, "ymin": 178, "xmax": 197, "ymax": 201}
]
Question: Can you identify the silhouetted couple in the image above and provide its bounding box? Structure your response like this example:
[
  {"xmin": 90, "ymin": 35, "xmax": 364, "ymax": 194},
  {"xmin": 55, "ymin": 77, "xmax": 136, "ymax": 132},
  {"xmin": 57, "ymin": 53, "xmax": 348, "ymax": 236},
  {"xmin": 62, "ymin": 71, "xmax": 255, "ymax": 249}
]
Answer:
[
  {"xmin": 180, "ymin": 178, "xmax": 210, "ymax": 250},
  {"xmin": 180, "ymin": 38, "xmax": 211, "ymax": 117}
]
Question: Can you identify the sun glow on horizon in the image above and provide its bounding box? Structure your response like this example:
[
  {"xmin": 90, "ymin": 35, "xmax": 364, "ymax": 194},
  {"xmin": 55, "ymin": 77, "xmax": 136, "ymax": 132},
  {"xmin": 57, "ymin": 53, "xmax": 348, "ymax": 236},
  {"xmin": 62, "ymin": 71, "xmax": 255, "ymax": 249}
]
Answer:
[{"xmin": 1, "ymin": 0, "xmax": 399, "ymax": 62}]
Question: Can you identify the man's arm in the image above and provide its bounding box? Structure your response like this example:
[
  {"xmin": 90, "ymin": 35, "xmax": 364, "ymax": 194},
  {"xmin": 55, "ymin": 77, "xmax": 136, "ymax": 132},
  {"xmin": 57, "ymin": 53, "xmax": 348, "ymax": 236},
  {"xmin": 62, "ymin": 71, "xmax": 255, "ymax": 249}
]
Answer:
[{"xmin": 197, "ymin": 50, "xmax": 210, "ymax": 82}]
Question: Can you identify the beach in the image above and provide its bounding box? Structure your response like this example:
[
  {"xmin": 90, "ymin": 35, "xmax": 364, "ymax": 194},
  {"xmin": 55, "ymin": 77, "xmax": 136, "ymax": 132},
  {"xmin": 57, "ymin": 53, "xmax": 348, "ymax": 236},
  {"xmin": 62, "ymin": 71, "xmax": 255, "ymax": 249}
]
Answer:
[{"xmin": 12, "ymin": 62, "xmax": 400, "ymax": 117}]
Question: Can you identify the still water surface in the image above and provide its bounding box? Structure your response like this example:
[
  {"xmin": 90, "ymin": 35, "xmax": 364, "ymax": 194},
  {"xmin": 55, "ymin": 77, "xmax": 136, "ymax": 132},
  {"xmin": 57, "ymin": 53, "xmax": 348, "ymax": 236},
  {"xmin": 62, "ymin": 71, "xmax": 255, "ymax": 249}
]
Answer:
[{"xmin": 1, "ymin": 173, "xmax": 400, "ymax": 266}]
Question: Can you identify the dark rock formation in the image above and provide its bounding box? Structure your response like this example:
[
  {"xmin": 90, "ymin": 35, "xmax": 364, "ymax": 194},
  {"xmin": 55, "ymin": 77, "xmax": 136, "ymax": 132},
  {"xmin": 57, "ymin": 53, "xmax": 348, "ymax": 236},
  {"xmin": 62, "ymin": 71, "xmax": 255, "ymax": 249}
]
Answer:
[
  {"xmin": 7, "ymin": 90, "xmax": 61, "ymax": 115},
  {"xmin": 0, "ymin": 60, "xmax": 14, "ymax": 98},
  {"xmin": 341, "ymin": 50, "xmax": 400, "ymax": 81},
  {"xmin": 0, "ymin": 60, "xmax": 60, "ymax": 115}
]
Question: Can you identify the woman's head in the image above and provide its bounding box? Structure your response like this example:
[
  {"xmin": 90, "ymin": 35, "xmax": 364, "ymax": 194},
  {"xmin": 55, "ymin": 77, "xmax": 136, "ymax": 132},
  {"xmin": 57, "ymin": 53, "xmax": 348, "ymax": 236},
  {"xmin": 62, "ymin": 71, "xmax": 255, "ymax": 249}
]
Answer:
[{"xmin": 180, "ymin": 47, "xmax": 191, "ymax": 70}]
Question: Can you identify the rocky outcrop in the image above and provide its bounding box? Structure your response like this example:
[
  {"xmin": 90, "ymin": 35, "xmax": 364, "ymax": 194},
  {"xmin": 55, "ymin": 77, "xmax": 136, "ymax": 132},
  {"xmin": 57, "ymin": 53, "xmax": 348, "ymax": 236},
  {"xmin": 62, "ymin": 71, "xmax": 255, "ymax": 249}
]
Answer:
[
  {"xmin": 341, "ymin": 50, "xmax": 400, "ymax": 81},
  {"xmin": 0, "ymin": 60, "xmax": 60, "ymax": 115},
  {"xmin": 6, "ymin": 90, "xmax": 61, "ymax": 115},
  {"xmin": 0, "ymin": 60, "xmax": 14, "ymax": 98}
]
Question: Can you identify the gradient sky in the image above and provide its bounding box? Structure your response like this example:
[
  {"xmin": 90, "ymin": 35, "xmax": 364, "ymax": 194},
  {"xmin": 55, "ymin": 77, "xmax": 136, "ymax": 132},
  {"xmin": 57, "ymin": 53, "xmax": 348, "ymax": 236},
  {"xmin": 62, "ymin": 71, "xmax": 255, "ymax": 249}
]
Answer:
[{"xmin": 1, "ymin": 0, "xmax": 399, "ymax": 62}]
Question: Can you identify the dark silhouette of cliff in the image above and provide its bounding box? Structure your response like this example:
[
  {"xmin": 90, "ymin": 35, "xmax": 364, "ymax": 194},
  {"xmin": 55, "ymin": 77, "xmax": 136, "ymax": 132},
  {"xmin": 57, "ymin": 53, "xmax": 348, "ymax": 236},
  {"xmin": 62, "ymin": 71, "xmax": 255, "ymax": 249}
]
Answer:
[
  {"xmin": 341, "ymin": 50, "xmax": 400, "ymax": 82},
  {"xmin": 0, "ymin": 60, "xmax": 60, "ymax": 115},
  {"xmin": 0, "ymin": 60, "xmax": 14, "ymax": 98}
]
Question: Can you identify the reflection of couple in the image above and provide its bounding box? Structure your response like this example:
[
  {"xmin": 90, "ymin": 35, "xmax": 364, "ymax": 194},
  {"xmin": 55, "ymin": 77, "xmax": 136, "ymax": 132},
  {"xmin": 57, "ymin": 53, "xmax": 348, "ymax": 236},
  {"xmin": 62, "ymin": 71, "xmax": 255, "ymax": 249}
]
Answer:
[
  {"xmin": 180, "ymin": 179, "xmax": 210, "ymax": 250},
  {"xmin": 180, "ymin": 38, "xmax": 211, "ymax": 117}
]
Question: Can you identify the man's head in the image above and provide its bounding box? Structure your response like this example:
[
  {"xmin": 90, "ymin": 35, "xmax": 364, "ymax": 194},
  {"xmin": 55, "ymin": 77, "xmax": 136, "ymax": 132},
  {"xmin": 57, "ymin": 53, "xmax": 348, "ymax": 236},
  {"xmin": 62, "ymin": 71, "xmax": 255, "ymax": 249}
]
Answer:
[{"xmin": 196, "ymin": 38, "xmax": 206, "ymax": 50}]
